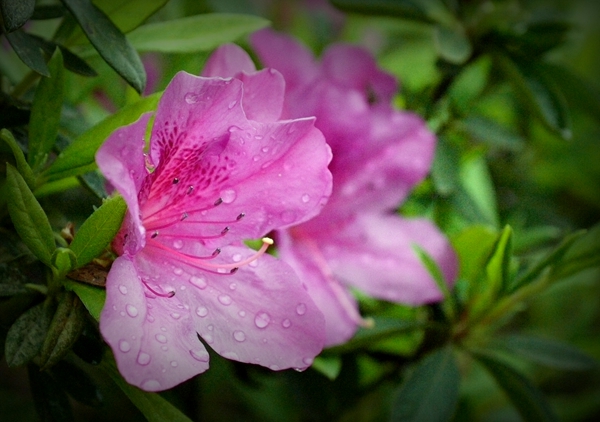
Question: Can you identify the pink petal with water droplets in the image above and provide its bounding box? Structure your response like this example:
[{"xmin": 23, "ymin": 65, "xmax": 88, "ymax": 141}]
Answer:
[
  {"xmin": 318, "ymin": 214, "xmax": 458, "ymax": 305},
  {"xmin": 201, "ymin": 43, "xmax": 256, "ymax": 77},
  {"xmin": 100, "ymin": 256, "xmax": 209, "ymax": 391}
]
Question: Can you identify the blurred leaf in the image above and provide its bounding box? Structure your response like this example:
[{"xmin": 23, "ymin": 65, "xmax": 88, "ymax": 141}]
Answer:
[
  {"xmin": 312, "ymin": 355, "xmax": 343, "ymax": 380},
  {"xmin": 126, "ymin": 13, "xmax": 270, "ymax": 53},
  {"xmin": 60, "ymin": 0, "xmax": 146, "ymax": 93},
  {"xmin": 70, "ymin": 196, "xmax": 126, "ymax": 268},
  {"xmin": 490, "ymin": 21, "xmax": 571, "ymax": 58},
  {"xmin": 99, "ymin": 350, "xmax": 193, "ymax": 422},
  {"xmin": 0, "ymin": 0, "xmax": 35, "ymax": 32},
  {"xmin": 0, "ymin": 262, "xmax": 29, "ymax": 296},
  {"xmin": 5, "ymin": 164, "xmax": 56, "ymax": 266},
  {"xmin": 45, "ymin": 92, "xmax": 160, "ymax": 181},
  {"xmin": 431, "ymin": 135, "xmax": 460, "ymax": 196},
  {"xmin": 448, "ymin": 55, "xmax": 491, "ymax": 114},
  {"xmin": 331, "ymin": 0, "xmax": 435, "ymax": 23},
  {"xmin": 486, "ymin": 225, "xmax": 513, "ymax": 294},
  {"xmin": 79, "ymin": 171, "xmax": 108, "ymax": 198},
  {"xmin": 5, "ymin": 301, "xmax": 53, "ymax": 366},
  {"xmin": 64, "ymin": 279, "xmax": 105, "ymax": 321},
  {"xmin": 473, "ymin": 352, "xmax": 559, "ymax": 422},
  {"xmin": 390, "ymin": 347, "xmax": 460, "ymax": 422},
  {"xmin": 551, "ymin": 223, "xmax": 600, "ymax": 281},
  {"xmin": 459, "ymin": 152, "xmax": 499, "ymax": 227},
  {"xmin": 29, "ymin": 48, "xmax": 64, "ymax": 172},
  {"xmin": 48, "ymin": 360, "xmax": 103, "ymax": 407},
  {"xmin": 28, "ymin": 365, "xmax": 74, "ymax": 422},
  {"xmin": 1, "ymin": 128, "xmax": 35, "ymax": 189},
  {"xmin": 413, "ymin": 245, "xmax": 452, "ymax": 303},
  {"xmin": 458, "ymin": 115, "xmax": 525, "ymax": 151},
  {"xmin": 492, "ymin": 335, "xmax": 597, "ymax": 371},
  {"xmin": 434, "ymin": 24, "xmax": 472, "ymax": 64},
  {"xmin": 31, "ymin": 4, "xmax": 66, "ymax": 19},
  {"xmin": 39, "ymin": 291, "xmax": 86, "ymax": 370},
  {"xmin": 4, "ymin": 29, "xmax": 50, "ymax": 76}
]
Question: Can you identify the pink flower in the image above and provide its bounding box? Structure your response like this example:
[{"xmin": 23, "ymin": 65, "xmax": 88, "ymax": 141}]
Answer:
[
  {"xmin": 96, "ymin": 70, "xmax": 332, "ymax": 391},
  {"xmin": 215, "ymin": 29, "xmax": 455, "ymax": 346}
]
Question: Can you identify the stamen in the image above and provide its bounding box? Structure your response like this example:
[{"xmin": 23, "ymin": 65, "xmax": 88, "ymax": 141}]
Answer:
[
  {"xmin": 187, "ymin": 185, "xmax": 194, "ymax": 195},
  {"xmin": 236, "ymin": 212, "xmax": 245, "ymax": 221},
  {"xmin": 214, "ymin": 198, "xmax": 223, "ymax": 206},
  {"xmin": 151, "ymin": 231, "xmax": 159, "ymax": 238},
  {"xmin": 220, "ymin": 226, "xmax": 230, "ymax": 235},
  {"xmin": 172, "ymin": 177, "xmax": 180, "ymax": 184},
  {"xmin": 141, "ymin": 278, "xmax": 175, "ymax": 297},
  {"xmin": 181, "ymin": 212, "xmax": 188, "ymax": 221}
]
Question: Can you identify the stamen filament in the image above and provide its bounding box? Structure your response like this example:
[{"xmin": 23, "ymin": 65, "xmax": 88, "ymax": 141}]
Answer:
[{"xmin": 141, "ymin": 278, "xmax": 175, "ymax": 297}]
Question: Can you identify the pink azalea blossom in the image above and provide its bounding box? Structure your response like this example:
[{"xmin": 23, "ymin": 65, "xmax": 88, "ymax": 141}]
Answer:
[
  {"xmin": 95, "ymin": 70, "xmax": 332, "ymax": 391},
  {"xmin": 203, "ymin": 29, "xmax": 458, "ymax": 346}
]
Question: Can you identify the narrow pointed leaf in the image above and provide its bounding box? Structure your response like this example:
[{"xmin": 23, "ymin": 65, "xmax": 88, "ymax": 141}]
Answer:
[
  {"xmin": 391, "ymin": 347, "xmax": 460, "ymax": 422},
  {"xmin": 550, "ymin": 223, "xmax": 600, "ymax": 281},
  {"xmin": 64, "ymin": 280, "xmax": 105, "ymax": 321},
  {"xmin": 0, "ymin": 0, "xmax": 35, "ymax": 32},
  {"xmin": 4, "ymin": 30, "xmax": 50, "ymax": 76},
  {"xmin": 70, "ymin": 195, "xmax": 127, "ymax": 268},
  {"xmin": 1, "ymin": 128, "xmax": 35, "ymax": 189},
  {"xmin": 486, "ymin": 225, "xmax": 513, "ymax": 294},
  {"xmin": 60, "ymin": 0, "xmax": 146, "ymax": 93},
  {"xmin": 29, "ymin": 48, "xmax": 64, "ymax": 171},
  {"xmin": 5, "ymin": 301, "xmax": 54, "ymax": 366},
  {"xmin": 6, "ymin": 164, "xmax": 55, "ymax": 266}
]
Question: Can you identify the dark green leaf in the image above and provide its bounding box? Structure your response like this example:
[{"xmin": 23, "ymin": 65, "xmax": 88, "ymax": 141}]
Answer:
[
  {"xmin": 459, "ymin": 152, "xmax": 499, "ymax": 227},
  {"xmin": 459, "ymin": 115, "xmax": 525, "ymax": 151},
  {"xmin": 311, "ymin": 355, "xmax": 343, "ymax": 381},
  {"xmin": 39, "ymin": 291, "xmax": 86, "ymax": 370},
  {"xmin": 99, "ymin": 350, "xmax": 193, "ymax": 422},
  {"xmin": 64, "ymin": 279, "xmax": 105, "ymax": 321},
  {"xmin": 391, "ymin": 347, "xmax": 460, "ymax": 422},
  {"xmin": 331, "ymin": 0, "xmax": 435, "ymax": 23},
  {"xmin": 29, "ymin": 48, "xmax": 64, "ymax": 172},
  {"xmin": 5, "ymin": 301, "xmax": 54, "ymax": 366},
  {"xmin": 4, "ymin": 29, "xmax": 50, "ymax": 76},
  {"xmin": 79, "ymin": 171, "xmax": 108, "ymax": 198},
  {"xmin": 0, "ymin": 262, "xmax": 29, "ymax": 296},
  {"xmin": 493, "ymin": 335, "xmax": 597, "ymax": 371},
  {"xmin": 48, "ymin": 360, "xmax": 103, "ymax": 407},
  {"xmin": 1, "ymin": 128, "xmax": 35, "ymax": 189},
  {"xmin": 473, "ymin": 352, "xmax": 559, "ymax": 422},
  {"xmin": 434, "ymin": 24, "xmax": 472, "ymax": 64},
  {"xmin": 486, "ymin": 225, "xmax": 513, "ymax": 294},
  {"xmin": 6, "ymin": 164, "xmax": 56, "ymax": 266},
  {"xmin": 431, "ymin": 135, "xmax": 460, "ymax": 196},
  {"xmin": 70, "ymin": 195, "xmax": 127, "ymax": 268},
  {"xmin": 31, "ymin": 4, "xmax": 66, "ymax": 20},
  {"xmin": 448, "ymin": 55, "xmax": 491, "ymax": 114},
  {"xmin": 44, "ymin": 92, "xmax": 160, "ymax": 181},
  {"xmin": 28, "ymin": 364, "xmax": 74, "ymax": 422},
  {"xmin": 0, "ymin": 0, "xmax": 35, "ymax": 32},
  {"xmin": 551, "ymin": 223, "xmax": 600, "ymax": 281},
  {"xmin": 126, "ymin": 13, "xmax": 270, "ymax": 53},
  {"xmin": 60, "ymin": 0, "xmax": 146, "ymax": 93}
]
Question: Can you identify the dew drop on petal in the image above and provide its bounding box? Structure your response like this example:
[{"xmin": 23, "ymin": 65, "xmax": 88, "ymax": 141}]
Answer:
[
  {"xmin": 261, "ymin": 146, "xmax": 269, "ymax": 153},
  {"xmin": 147, "ymin": 314, "xmax": 155, "ymax": 323},
  {"xmin": 173, "ymin": 240, "xmax": 184, "ymax": 250},
  {"xmin": 254, "ymin": 311, "xmax": 270, "ymax": 329},
  {"xmin": 170, "ymin": 312, "xmax": 180, "ymax": 320},
  {"xmin": 238, "ymin": 310, "xmax": 246, "ymax": 317},
  {"xmin": 170, "ymin": 361, "xmax": 178, "ymax": 367},
  {"xmin": 282, "ymin": 319, "xmax": 291, "ymax": 328},
  {"xmin": 118, "ymin": 285, "xmax": 128, "ymax": 295},
  {"xmin": 296, "ymin": 303, "xmax": 307, "ymax": 315},
  {"xmin": 190, "ymin": 275, "xmax": 207, "ymax": 289},
  {"xmin": 232, "ymin": 253, "xmax": 242, "ymax": 262},
  {"xmin": 184, "ymin": 93, "xmax": 198, "ymax": 104},
  {"xmin": 222, "ymin": 351, "xmax": 239, "ymax": 360},
  {"xmin": 126, "ymin": 304, "xmax": 138, "ymax": 317},
  {"xmin": 229, "ymin": 282, "xmax": 237, "ymax": 291},
  {"xmin": 203, "ymin": 333, "xmax": 214, "ymax": 344},
  {"xmin": 137, "ymin": 352, "xmax": 151, "ymax": 365},
  {"xmin": 155, "ymin": 334, "xmax": 167, "ymax": 344},
  {"xmin": 303, "ymin": 357, "xmax": 314, "ymax": 366},
  {"xmin": 119, "ymin": 340, "xmax": 131, "ymax": 353},
  {"xmin": 252, "ymin": 155, "xmax": 260, "ymax": 162},
  {"xmin": 233, "ymin": 331, "xmax": 246, "ymax": 342},
  {"xmin": 218, "ymin": 294, "xmax": 232, "ymax": 306},
  {"xmin": 220, "ymin": 189, "xmax": 237, "ymax": 204},
  {"xmin": 196, "ymin": 306, "xmax": 208, "ymax": 317},
  {"xmin": 301, "ymin": 194, "xmax": 310, "ymax": 203},
  {"xmin": 142, "ymin": 380, "xmax": 161, "ymax": 390},
  {"xmin": 173, "ymin": 267, "xmax": 183, "ymax": 275},
  {"xmin": 281, "ymin": 210, "xmax": 297, "ymax": 224},
  {"xmin": 269, "ymin": 364, "xmax": 280, "ymax": 370},
  {"xmin": 190, "ymin": 349, "xmax": 209, "ymax": 362},
  {"xmin": 249, "ymin": 260, "xmax": 258, "ymax": 268},
  {"xmin": 228, "ymin": 100, "xmax": 237, "ymax": 109}
]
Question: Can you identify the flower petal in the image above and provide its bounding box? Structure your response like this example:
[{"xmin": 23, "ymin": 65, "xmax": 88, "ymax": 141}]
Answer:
[
  {"xmin": 235, "ymin": 69, "xmax": 285, "ymax": 122},
  {"xmin": 201, "ymin": 43, "xmax": 256, "ymax": 78},
  {"xmin": 318, "ymin": 214, "xmax": 458, "ymax": 305},
  {"xmin": 100, "ymin": 256, "xmax": 209, "ymax": 391},
  {"xmin": 136, "ymin": 244, "xmax": 326, "ymax": 371}
]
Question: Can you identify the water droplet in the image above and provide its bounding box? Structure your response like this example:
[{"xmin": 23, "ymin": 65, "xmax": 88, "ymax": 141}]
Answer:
[
  {"xmin": 126, "ymin": 304, "xmax": 138, "ymax": 317},
  {"xmin": 170, "ymin": 361, "xmax": 178, "ymax": 367},
  {"xmin": 147, "ymin": 314, "xmax": 155, "ymax": 322},
  {"xmin": 252, "ymin": 155, "xmax": 260, "ymax": 162},
  {"xmin": 232, "ymin": 253, "xmax": 242, "ymax": 262},
  {"xmin": 203, "ymin": 333, "xmax": 214, "ymax": 344},
  {"xmin": 217, "ymin": 268, "xmax": 227, "ymax": 274},
  {"xmin": 249, "ymin": 259, "xmax": 258, "ymax": 268},
  {"xmin": 269, "ymin": 364, "xmax": 280, "ymax": 370},
  {"xmin": 173, "ymin": 240, "xmax": 184, "ymax": 250},
  {"xmin": 229, "ymin": 282, "xmax": 237, "ymax": 291},
  {"xmin": 161, "ymin": 345, "xmax": 168, "ymax": 351},
  {"xmin": 220, "ymin": 189, "xmax": 236, "ymax": 204},
  {"xmin": 142, "ymin": 380, "xmax": 161, "ymax": 390},
  {"xmin": 155, "ymin": 334, "xmax": 167, "ymax": 344},
  {"xmin": 255, "ymin": 135, "xmax": 263, "ymax": 140},
  {"xmin": 196, "ymin": 306, "xmax": 208, "ymax": 317},
  {"xmin": 233, "ymin": 331, "xmax": 246, "ymax": 342},
  {"xmin": 160, "ymin": 326, "xmax": 167, "ymax": 332},
  {"xmin": 301, "ymin": 194, "xmax": 310, "ymax": 203},
  {"xmin": 118, "ymin": 285, "xmax": 128, "ymax": 295},
  {"xmin": 190, "ymin": 349, "xmax": 209, "ymax": 362},
  {"xmin": 137, "ymin": 352, "xmax": 151, "ymax": 365},
  {"xmin": 261, "ymin": 160, "xmax": 274, "ymax": 169},
  {"xmin": 119, "ymin": 340, "xmax": 131, "ymax": 352},
  {"xmin": 228, "ymin": 100, "xmax": 237, "ymax": 109},
  {"xmin": 280, "ymin": 210, "xmax": 297, "ymax": 224},
  {"xmin": 170, "ymin": 312, "xmax": 180, "ymax": 320},
  {"xmin": 261, "ymin": 146, "xmax": 269, "ymax": 153},
  {"xmin": 173, "ymin": 267, "xmax": 183, "ymax": 275},
  {"xmin": 296, "ymin": 303, "xmax": 307, "ymax": 315},
  {"xmin": 184, "ymin": 92, "xmax": 198, "ymax": 104},
  {"xmin": 218, "ymin": 294, "xmax": 232, "ymax": 305},
  {"xmin": 254, "ymin": 311, "xmax": 270, "ymax": 328},
  {"xmin": 282, "ymin": 319, "xmax": 291, "ymax": 328},
  {"xmin": 294, "ymin": 367, "xmax": 306, "ymax": 372},
  {"xmin": 207, "ymin": 324, "xmax": 214, "ymax": 331},
  {"xmin": 238, "ymin": 310, "xmax": 246, "ymax": 317},
  {"xmin": 190, "ymin": 275, "xmax": 207, "ymax": 289},
  {"xmin": 303, "ymin": 357, "xmax": 314, "ymax": 365}
]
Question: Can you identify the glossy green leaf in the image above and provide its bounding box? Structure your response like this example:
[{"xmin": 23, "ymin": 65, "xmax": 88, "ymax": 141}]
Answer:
[
  {"xmin": 434, "ymin": 24, "xmax": 472, "ymax": 64},
  {"xmin": 5, "ymin": 164, "xmax": 55, "ymax": 266},
  {"xmin": 486, "ymin": 225, "xmax": 513, "ymax": 294},
  {"xmin": 99, "ymin": 351, "xmax": 193, "ymax": 422},
  {"xmin": 126, "ymin": 13, "xmax": 270, "ymax": 53},
  {"xmin": 391, "ymin": 347, "xmax": 460, "ymax": 422},
  {"xmin": 311, "ymin": 355, "xmax": 343, "ymax": 381},
  {"xmin": 459, "ymin": 152, "xmax": 499, "ymax": 227},
  {"xmin": 70, "ymin": 196, "xmax": 127, "ymax": 268},
  {"xmin": 4, "ymin": 29, "xmax": 50, "ymax": 76},
  {"xmin": 60, "ymin": 0, "xmax": 146, "ymax": 93},
  {"xmin": 543, "ymin": 63, "xmax": 600, "ymax": 121},
  {"xmin": 28, "ymin": 365, "xmax": 74, "ymax": 421},
  {"xmin": 0, "ymin": 0, "xmax": 35, "ymax": 32},
  {"xmin": 5, "ymin": 301, "xmax": 54, "ymax": 366},
  {"xmin": 44, "ymin": 92, "xmax": 160, "ymax": 181},
  {"xmin": 493, "ymin": 335, "xmax": 597, "ymax": 371},
  {"xmin": 473, "ymin": 352, "xmax": 559, "ymax": 422},
  {"xmin": 1, "ymin": 128, "xmax": 35, "ymax": 189},
  {"xmin": 29, "ymin": 48, "xmax": 64, "ymax": 172}
]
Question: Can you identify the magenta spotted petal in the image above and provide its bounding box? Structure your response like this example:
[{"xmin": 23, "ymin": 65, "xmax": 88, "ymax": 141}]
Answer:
[{"xmin": 96, "ymin": 71, "xmax": 331, "ymax": 390}]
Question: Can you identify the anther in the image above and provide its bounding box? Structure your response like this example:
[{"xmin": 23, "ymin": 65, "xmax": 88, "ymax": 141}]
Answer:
[
  {"xmin": 212, "ymin": 248, "xmax": 221, "ymax": 257},
  {"xmin": 187, "ymin": 185, "xmax": 194, "ymax": 195},
  {"xmin": 236, "ymin": 212, "xmax": 245, "ymax": 221},
  {"xmin": 141, "ymin": 279, "xmax": 176, "ymax": 298},
  {"xmin": 214, "ymin": 198, "xmax": 223, "ymax": 206},
  {"xmin": 151, "ymin": 231, "xmax": 159, "ymax": 238},
  {"xmin": 220, "ymin": 226, "xmax": 230, "ymax": 235},
  {"xmin": 173, "ymin": 177, "xmax": 180, "ymax": 184},
  {"xmin": 181, "ymin": 212, "xmax": 188, "ymax": 221},
  {"xmin": 230, "ymin": 268, "xmax": 239, "ymax": 274}
]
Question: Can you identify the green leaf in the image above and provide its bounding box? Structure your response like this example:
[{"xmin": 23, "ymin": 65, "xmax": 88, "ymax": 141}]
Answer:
[
  {"xmin": 391, "ymin": 347, "xmax": 460, "ymax": 422},
  {"xmin": 126, "ymin": 13, "xmax": 270, "ymax": 53},
  {"xmin": 51, "ymin": 247, "xmax": 77, "ymax": 278},
  {"xmin": 330, "ymin": 0, "xmax": 435, "ymax": 23},
  {"xmin": 311, "ymin": 355, "xmax": 343, "ymax": 380},
  {"xmin": 99, "ymin": 350, "xmax": 193, "ymax": 422},
  {"xmin": 48, "ymin": 360, "xmax": 103, "ymax": 407},
  {"xmin": 0, "ymin": 262, "xmax": 29, "ymax": 297},
  {"xmin": 70, "ymin": 196, "xmax": 127, "ymax": 268},
  {"xmin": 39, "ymin": 291, "xmax": 86, "ymax": 371},
  {"xmin": 5, "ymin": 164, "xmax": 55, "ymax": 266},
  {"xmin": 473, "ymin": 352, "xmax": 559, "ymax": 422},
  {"xmin": 0, "ymin": 0, "xmax": 35, "ymax": 32},
  {"xmin": 459, "ymin": 152, "xmax": 499, "ymax": 227},
  {"xmin": 60, "ymin": 0, "xmax": 146, "ymax": 93},
  {"xmin": 431, "ymin": 135, "xmax": 460, "ymax": 196},
  {"xmin": 28, "ymin": 365, "xmax": 74, "ymax": 422},
  {"xmin": 64, "ymin": 279, "xmax": 105, "ymax": 321},
  {"xmin": 485, "ymin": 225, "xmax": 513, "ymax": 294},
  {"xmin": 433, "ymin": 24, "xmax": 472, "ymax": 64},
  {"xmin": 4, "ymin": 29, "xmax": 50, "ymax": 76},
  {"xmin": 1, "ymin": 128, "xmax": 35, "ymax": 189},
  {"xmin": 5, "ymin": 301, "xmax": 54, "ymax": 366},
  {"xmin": 44, "ymin": 92, "xmax": 160, "ymax": 181},
  {"xmin": 459, "ymin": 115, "xmax": 525, "ymax": 151},
  {"xmin": 28, "ymin": 48, "xmax": 65, "ymax": 172},
  {"xmin": 448, "ymin": 55, "xmax": 491, "ymax": 114},
  {"xmin": 551, "ymin": 223, "xmax": 600, "ymax": 281},
  {"xmin": 493, "ymin": 334, "xmax": 597, "ymax": 371}
]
